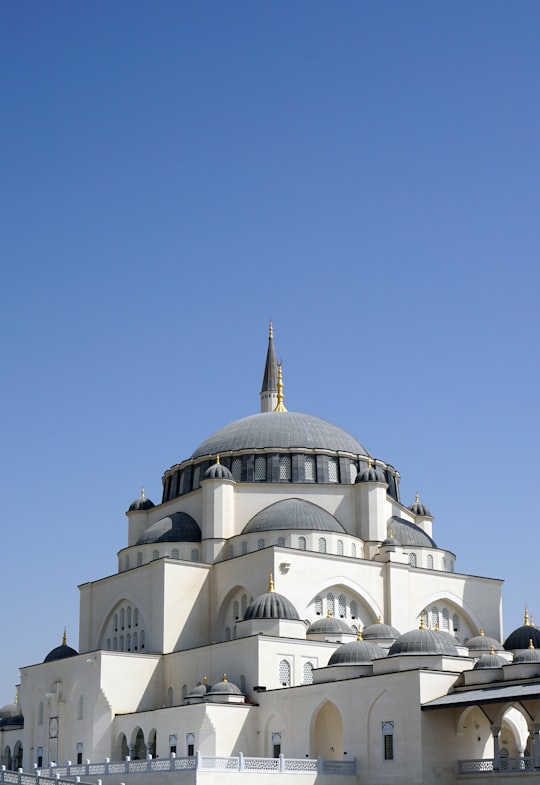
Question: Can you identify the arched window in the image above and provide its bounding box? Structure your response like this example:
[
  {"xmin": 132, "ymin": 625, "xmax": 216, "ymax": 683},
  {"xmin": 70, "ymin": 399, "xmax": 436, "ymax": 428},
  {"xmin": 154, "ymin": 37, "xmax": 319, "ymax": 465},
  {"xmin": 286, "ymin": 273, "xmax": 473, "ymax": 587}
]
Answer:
[
  {"xmin": 338, "ymin": 594, "xmax": 346, "ymax": 618},
  {"xmin": 337, "ymin": 540, "xmax": 344, "ymax": 556},
  {"xmin": 278, "ymin": 659, "xmax": 291, "ymax": 686},
  {"xmin": 420, "ymin": 610, "xmax": 428, "ymax": 628},
  {"xmin": 232, "ymin": 458, "xmax": 242, "ymax": 481},
  {"xmin": 127, "ymin": 607, "xmax": 132, "ymax": 627},
  {"xmin": 409, "ymin": 552, "xmax": 417, "ymax": 567},
  {"xmin": 255, "ymin": 456, "xmax": 266, "ymax": 481},
  {"xmin": 442, "ymin": 556, "xmax": 447, "ymax": 571},
  {"xmin": 171, "ymin": 548, "xmax": 179, "ymax": 560},
  {"xmin": 120, "ymin": 608, "xmax": 125, "ymax": 629},
  {"xmin": 191, "ymin": 549, "xmax": 199, "ymax": 562},
  {"xmin": 314, "ymin": 596, "xmax": 322, "ymax": 615},
  {"xmin": 277, "ymin": 536, "xmax": 285, "ymax": 547},
  {"xmin": 106, "ymin": 638, "xmax": 111, "ymax": 650},
  {"xmin": 137, "ymin": 552, "xmax": 143, "ymax": 566},
  {"xmin": 192, "ymin": 466, "xmax": 200, "ymax": 489},
  {"xmin": 113, "ymin": 636, "xmax": 118, "ymax": 649},
  {"xmin": 442, "ymin": 608, "xmax": 450, "ymax": 631},
  {"xmin": 318, "ymin": 537, "xmax": 327, "ymax": 553},
  {"xmin": 240, "ymin": 674, "xmax": 246, "ymax": 694},
  {"xmin": 140, "ymin": 630, "xmax": 145, "ymax": 650},
  {"xmin": 124, "ymin": 555, "xmax": 129, "ymax": 570},
  {"xmin": 279, "ymin": 455, "xmax": 291, "ymax": 481},
  {"xmin": 303, "ymin": 661, "xmax": 314, "ymax": 685},
  {"xmin": 427, "ymin": 554, "xmax": 434, "ymax": 569},
  {"xmin": 36, "ymin": 747, "xmax": 43, "ymax": 768},
  {"xmin": 133, "ymin": 632, "xmax": 138, "ymax": 651},
  {"xmin": 38, "ymin": 702, "xmax": 44, "ymax": 726},
  {"xmin": 257, "ymin": 538, "xmax": 265, "ymax": 550},
  {"xmin": 114, "ymin": 614, "xmax": 118, "ymax": 632},
  {"xmin": 241, "ymin": 541, "xmax": 248, "ymax": 555},
  {"xmin": 179, "ymin": 472, "xmax": 185, "ymax": 494},
  {"xmin": 167, "ymin": 687, "xmax": 174, "ymax": 707},
  {"xmin": 452, "ymin": 613, "xmax": 460, "ymax": 633},
  {"xmin": 430, "ymin": 606, "xmax": 439, "ymax": 629},
  {"xmin": 328, "ymin": 458, "xmax": 338, "ymax": 482},
  {"xmin": 304, "ymin": 456, "xmax": 316, "ymax": 482},
  {"xmin": 127, "ymin": 633, "xmax": 131, "ymax": 651},
  {"xmin": 119, "ymin": 635, "xmax": 124, "ymax": 651},
  {"xmin": 350, "ymin": 600, "xmax": 358, "ymax": 619},
  {"xmin": 298, "ymin": 536, "xmax": 307, "ymax": 550},
  {"xmin": 182, "ymin": 684, "xmax": 188, "ymax": 701},
  {"xmin": 76, "ymin": 743, "xmax": 83, "ymax": 765},
  {"xmin": 241, "ymin": 594, "xmax": 248, "ymax": 616},
  {"xmin": 326, "ymin": 593, "xmax": 335, "ymax": 615},
  {"xmin": 134, "ymin": 609, "xmax": 139, "ymax": 627},
  {"xmin": 351, "ymin": 543, "xmax": 357, "ymax": 558},
  {"xmin": 233, "ymin": 601, "xmax": 240, "ymax": 620},
  {"xmin": 77, "ymin": 695, "xmax": 84, "ymax": 720},
  {"xmin": 225, "ymin": 627, "xmax": 231, "ymax": 641}
]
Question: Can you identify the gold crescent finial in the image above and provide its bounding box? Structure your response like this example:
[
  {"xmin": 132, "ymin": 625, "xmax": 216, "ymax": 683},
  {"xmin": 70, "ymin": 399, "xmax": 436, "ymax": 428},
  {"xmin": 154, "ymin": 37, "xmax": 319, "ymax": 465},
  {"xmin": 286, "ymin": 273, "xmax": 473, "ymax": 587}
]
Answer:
[
  {"xmin": 530, "ymin": 639, "xmax": 535, "ymax": 649},
  {"xmin": 327, "ymin": 608, "xmax": 332, "ymax": 618},
  {"xmin": 223, "ymin": 674, "xmax": 228, "ymax": 682},
  {"xmin": 62, "ymin": 628, "xmax": 67, "ymax": 646},
  {"xmin": 273, "ymin": 362, "xmax": 288, "ymax": 412},
  {"xmin": 377, "ymin": 615, "xmax": 383, "ymax": 624},
  {"xmin": 419, "ymin": 616, "xmax": 425, "ymax": 630},
  {"xmin": 216, "ymin": 454, "xmax": 221, "ymax": 464},
  {"xmin": 269, "ymin": 572, "xmax": 274, "ymax": 592},
  {"xmin": 141, "ymin": 487, "xmax": 145, "ymax": 498},
  {"xmin": 203, "ymin": 676, "xmax": 207, "ymax": 684},
  {"xmin": 479, "ymin": 628, "xmax": 485, "ymax": 636},
  {"xmin": 415, "ymin": 492, "xmax": 419, "ymax": 503},
  {"xmin": 490, "ymin": 645, "xmax": 495, "ymax": 655},
  {"xmin": 357, "ymin": 629, "xmax": 363, "ymax": 641},
  {"xmin": 525, "ymin": 606, "xmax": 530, "ymax": 625},
  {"xmin": 388, "ymin": 528, "xmax": 394, "ymax": 538}
]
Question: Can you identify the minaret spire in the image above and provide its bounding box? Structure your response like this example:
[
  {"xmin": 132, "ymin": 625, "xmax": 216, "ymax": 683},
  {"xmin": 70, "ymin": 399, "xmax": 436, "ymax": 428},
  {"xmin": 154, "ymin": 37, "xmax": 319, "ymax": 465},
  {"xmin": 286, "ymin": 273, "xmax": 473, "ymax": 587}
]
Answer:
[{"xmin": 260, "ymin": 321, "xmax": 278, "ymax": 413}]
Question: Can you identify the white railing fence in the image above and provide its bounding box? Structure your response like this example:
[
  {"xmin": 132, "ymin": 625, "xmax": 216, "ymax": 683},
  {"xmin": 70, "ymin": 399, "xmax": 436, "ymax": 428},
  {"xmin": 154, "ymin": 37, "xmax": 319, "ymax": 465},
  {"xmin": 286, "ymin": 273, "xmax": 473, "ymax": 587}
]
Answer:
[{"xmin": 458, "ymin": 756, "xmax": 534, "ymax": 774}]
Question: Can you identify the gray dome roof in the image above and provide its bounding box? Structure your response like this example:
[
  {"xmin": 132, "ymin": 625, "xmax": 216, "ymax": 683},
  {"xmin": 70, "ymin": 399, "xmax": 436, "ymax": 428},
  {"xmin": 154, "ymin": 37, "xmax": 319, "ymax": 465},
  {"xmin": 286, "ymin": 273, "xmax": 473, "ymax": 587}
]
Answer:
[
  {"xmin": 408, "ymin": 495, "xmax": 432, "ymax": 517},
  {"xmin": 191, "ymin": 412, "xmax": 370, "ymax": 459},
  {"xmin": 473, "ymin": 652, "xmax": 507, "ymax": 669},
  {"xmin": 307, "ymin": 616, "xmax": 354, "ymax": 635},
  {"xmin": 504, "ymin": 624, "xmax": 540, "ymax": 651},
  {"xmin": 0, "ymin": 703, "xmax": 18, "ymax": 719},
  {"xmin": 44, "ymin": 640, "xmax": 78, "ymax": 664},
  {"xmin": 203, "ymin": 461, "xmax": 234, "ymax": 481},
  {"xmin": 362, "ymin": 621, "xmax": 401, "ymax": 641},
  {"xmin": 328, "ymin": 638, "xmax": 386, "ymax": 665},
  {"xmin": 128, "ymin": 491, "xmax": 155, "ymax": 512},
  {"xmin": 136, "ymin": 512, "xmax": 201, "ymax": 545},
  {"xmin": 467, "ymin": 630, "xmax": 503, "ymax": 653},
  {"xmin": 244, "ymin": 591, "xmax": 300, "ymax": 621},
  {"xmin": 188, "ymin": 681, "xmax": 211, "ymax": 698},
  {"xmin": 513, "ymin": 645, "xmax": 540, "ymax": 664},
  {"xmin": 388, "ymin": 628, "xmax": 459, "ymax": 657},
  {"xmin": 388, "ymin": 517, "xmax": 437, "ymax": 548},
  {"xmin": 243, "ymin": 498, "xmax": 345, "ymax": 534},
  {"xmin": 356, "ymin": 465, "xmax": 386, "ymax": 484},
  {"xmin": 210, "ymin": 676, "xmax": 242, "ymax": 695}
]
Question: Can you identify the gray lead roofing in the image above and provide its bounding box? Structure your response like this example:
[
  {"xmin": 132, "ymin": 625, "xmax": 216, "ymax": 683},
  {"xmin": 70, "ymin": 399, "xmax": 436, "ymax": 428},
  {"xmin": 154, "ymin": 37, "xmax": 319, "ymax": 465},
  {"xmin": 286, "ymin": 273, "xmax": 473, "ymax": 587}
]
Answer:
[{"xmin": 242, "ymin": 498, "xmax": 346, "ymax": 534}]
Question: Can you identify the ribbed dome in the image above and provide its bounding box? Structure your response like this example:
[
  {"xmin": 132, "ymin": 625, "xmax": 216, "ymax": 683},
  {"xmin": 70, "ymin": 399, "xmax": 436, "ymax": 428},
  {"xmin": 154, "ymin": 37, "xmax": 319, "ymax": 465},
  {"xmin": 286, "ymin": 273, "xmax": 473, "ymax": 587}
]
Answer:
[
  {"xmin": 504, "ymin": 624, "xmax": 540, "ymax": 651},
  {"xmin": 244, "ymin": 591, "xmax": 300, "ymax": 621},
  {"xmin": 467, "ymin": 630, "xmax": 503, "ymax": 653},
  {"xmin": 473, "ymin": 652, "xmax": 507, "ymax": 669},
  {"xmin": 387, "ymin": 517, "xmax": 437, "ymax": 548},
  {"xmin": 328, "ymin": 638, "xmax": 386, "ymax": 665},
  {"xmin": 0, "ymin": 702, "xmax": 18, "ymax": 719},
  {"xmin": 243, "ymin": 498, "xmax": 345, "ymax": 534},
  {"xmin": 362, "ymin": 621, "xmax": 401, "ymax": 641},
  {"xmin": 408, "ymin": 494, "xmax": 432, "ymax": 517},
  {"xmin": 388, "ymin": 627, "xmax": 459, "ymax": 657},
  {"xmin": 44, "ymin": 633, "xmax": 78, "ymax": 664},
  {"xmin": 210, "ymin": 676, "xmax": 242, "ymax": 695},
  {"xmin": 513, "ymin": 645, "xmax": 540, "ymax": 664},
  {"xmin": 128, "ymin": 490, "xmax": 155, "ymax": 512},
  {"xmin": 187, "ymin": 681, "xmax": 211, "ymax": 698},
  {"xmin": 356, "ymin": 465, "xmax": 386, "ymax": 483},
  {"xmin": 136, "ymin": 512, "xmax": 202, "ymax": 544},
  {"xmin": 203, "ymin": 461, "xmax": 234, "ymax": 481},
  {"xmin": 191, "ymin": 412, "xmax": 370, "ymax": 459},
  {"xmin": 307, "ymin": 616, "xmax": 354, "ymax": 635}
]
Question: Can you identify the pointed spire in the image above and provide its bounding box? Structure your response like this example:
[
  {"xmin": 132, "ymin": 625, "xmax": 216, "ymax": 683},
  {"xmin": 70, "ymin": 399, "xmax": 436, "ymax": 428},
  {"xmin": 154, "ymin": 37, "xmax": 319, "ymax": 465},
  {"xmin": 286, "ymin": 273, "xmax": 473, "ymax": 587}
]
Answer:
[
  {"xmin": 260, "ymin": 322, "xmax": 278, "ymax": 412},
  {"xmin": 268, "ymin": 572, "xmax": 275, "ymax": 592},
  {"xmin": 415, "ymin": 492, "xmax": 419, "ymax": 503},
  {"xmin": 273, "ymin": 362, "xmax": 288, "ymax": 412},
  {"xmin": 62, "ymin": 628, "xmax": 67, "ymax": 646}
]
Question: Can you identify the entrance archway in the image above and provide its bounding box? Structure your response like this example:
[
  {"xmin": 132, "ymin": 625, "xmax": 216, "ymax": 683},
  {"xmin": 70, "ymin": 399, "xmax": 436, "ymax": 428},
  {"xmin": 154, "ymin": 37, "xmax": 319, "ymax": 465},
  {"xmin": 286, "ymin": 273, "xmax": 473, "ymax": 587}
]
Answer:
[{"xmin": 311, "ymin": 701, "xmax": 343, "ymax": 760}]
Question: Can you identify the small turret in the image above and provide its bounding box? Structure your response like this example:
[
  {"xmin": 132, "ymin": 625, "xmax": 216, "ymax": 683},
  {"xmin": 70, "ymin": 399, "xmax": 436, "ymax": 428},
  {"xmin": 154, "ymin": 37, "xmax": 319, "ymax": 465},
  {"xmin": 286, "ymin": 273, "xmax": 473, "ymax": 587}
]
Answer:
[{"xmin": 260, "ymin": 322, "xmax": 278, "ymax": 412}]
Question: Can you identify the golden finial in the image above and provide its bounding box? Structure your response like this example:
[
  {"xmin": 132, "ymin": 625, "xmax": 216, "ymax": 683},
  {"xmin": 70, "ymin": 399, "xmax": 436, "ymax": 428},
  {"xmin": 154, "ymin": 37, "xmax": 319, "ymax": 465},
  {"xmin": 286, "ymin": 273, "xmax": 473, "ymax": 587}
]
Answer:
[
  {"xmin": 435, "ymin": 621, "xmax": 440, "ymax": 632},
  {"xmin": 530, "ymin": 639, "xmax": 535, "ymax": 649},
  {"xmin": 141, "ymin": 487, "xmax": 145, "ymax": 498},
  {"xmin": 269, "ymin": 321, "xmax": 273, "ymax": 339},
  {"xmin": 368, "ymin": 458, "xmax": 373, "ymax": 468},
  {"xmin": 524, "ymin": 606, "xmax": 530, "ymax": 626},
  {"xmin": 62, "ymin": 628, "xmax": 67, "ymax": 646},
  {"xmin": 269, "ymin": 572, "xmax": 275, "ymax": 592},
  {"xmin": 388, "ymin": 528, "xmax": 394, "ymax": 538},
  {"xmin": 327, "ymin": 609, "xmax": 332, "ymax": 618},
  {"xmin": 415, "ymin": 492, "xmax": 419, "ymax": 503},
  {"xmin": 490, "ymin": 645, "xmax": 495, "ymax": 655},
  {"xmin": 273, "ymin": 362, "xmax": 288, "ymax": 412},
  {"xmin": 216, "ymin": 454, "xmax": 221, "ymax": 464},
  {"xmin": 203, "ymin": 676, "xmax": 207, "ymax": 685},
  {"xmin": 419, "ymin": 616, "xmax": 425, "ymax": 630},
  {"xmin": 377, "ymin": 615, "xmax": 383, "ymax": 624},
  {"xmin": 13, "ymin": 693, "xmax": 18, "ymax": 705},
  {"xmin": 479, "ymin": 628, "xmax": 485, "ymax": 636},
  {"xmin": 357, "ymin": 629, "xmax": 363, "ymax": 641},
  {"xmin": 223, "ymin": 674, "xmax": 228, "ymax": 682}
]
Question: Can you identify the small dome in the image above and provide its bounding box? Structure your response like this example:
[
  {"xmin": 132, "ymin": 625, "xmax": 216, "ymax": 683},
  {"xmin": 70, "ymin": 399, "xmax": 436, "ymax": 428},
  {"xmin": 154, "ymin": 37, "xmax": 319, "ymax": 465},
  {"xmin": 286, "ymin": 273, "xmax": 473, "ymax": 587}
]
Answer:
[
  {"xmin": 387, "ymin": 517, "xmax": 437, "ymax": 548},
  {"xmin": 128, "ymin": 489, "xmax": 155, "ymax": 512},
  {"xmin": 0, "ymin": 702, "xmax": 18, "ymax": 719},
  {"xmin": 504, "ymin": 618, "xmax": 540, "ymax": 651},
  {"xmin": 136, "ymin": 512, "xmax": 202, "ymax": 545},
  {"xmin": 328, "ymin": 636, "xmax": 386, "ymax": 666},
  {"xmin": 44, "ymin": 632, "xmax": 78, "ymax": 663},
  {"xmin": 307, "ymin": 616, "xmax": 354, "ymax": 636},
  {"xmin": 209, "ymin": 675, "xmax": 242, "ymax": 695},
  {"xmin": 356, "ymin": 464, "xmax": 386, "ymax": 484},
  {"xmin": 473, "ymin": 651, "xmax": 507, "ymax": 669},
  {"xmin": 467, "ymin": 629, "xmax": 503, "ymax": 653},
  {"xmin": 388, "ymin": 627, "xmax": 459, "ymax": 657},
  {"xmin": 203, "ymin": 459, "xmax": 234, "ymax": 481},
  {"xmin": 244, "ymin": 589, "xmax": 300, "ymax": 621},
  {"xmin": 513, "ymin": 640, "xmax": 540, "ymax": 664},
  {"xmin": 187, "ymin": 680, "xmax": 211, "ymax": 698},
  {"xmin": 408, "ymin": 493, "xmax": 432, "ymax": 517},
  {"xmin": 362, "ymin": 620, "xmax": 401, "ymax": 641},
  {"xmin": 243, "ymin": 498, "xmax": 346, "ymax": 535},
  {"xmin": 381, "ymin": 535, "xmax": 400, "ymax": 547}
]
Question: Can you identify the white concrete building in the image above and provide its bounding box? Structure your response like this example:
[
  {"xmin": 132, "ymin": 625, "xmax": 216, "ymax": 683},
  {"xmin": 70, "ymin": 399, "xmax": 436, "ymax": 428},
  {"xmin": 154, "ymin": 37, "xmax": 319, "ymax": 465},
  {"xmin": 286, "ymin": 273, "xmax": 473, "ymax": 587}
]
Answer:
[{"xmin": 2, "ymin": 324, "xmax": 540, "ymax": 785}]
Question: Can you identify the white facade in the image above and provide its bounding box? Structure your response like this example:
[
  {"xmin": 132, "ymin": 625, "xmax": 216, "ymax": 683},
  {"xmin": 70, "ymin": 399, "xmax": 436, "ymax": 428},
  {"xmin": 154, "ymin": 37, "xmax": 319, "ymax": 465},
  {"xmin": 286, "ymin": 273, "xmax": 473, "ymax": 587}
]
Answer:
[{"xmin": 3, "ymin": 327, "xmax": 540, "ymax": 785}]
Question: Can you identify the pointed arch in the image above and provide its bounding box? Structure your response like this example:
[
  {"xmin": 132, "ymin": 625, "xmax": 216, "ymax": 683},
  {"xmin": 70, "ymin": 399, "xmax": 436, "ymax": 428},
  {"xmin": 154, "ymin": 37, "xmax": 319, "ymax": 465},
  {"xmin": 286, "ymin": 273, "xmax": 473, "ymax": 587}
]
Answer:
[{"xmin": 310, "ymin": 700, "xmax": 343, "ymax": 760}]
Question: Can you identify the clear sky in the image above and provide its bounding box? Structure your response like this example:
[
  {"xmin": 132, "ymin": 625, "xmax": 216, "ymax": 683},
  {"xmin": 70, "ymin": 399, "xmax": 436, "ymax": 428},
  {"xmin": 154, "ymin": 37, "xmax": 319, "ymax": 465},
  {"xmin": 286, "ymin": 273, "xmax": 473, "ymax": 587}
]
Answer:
[{"xmin": 1, "ymin": 1, "xmax": 539, "ymax": 706}]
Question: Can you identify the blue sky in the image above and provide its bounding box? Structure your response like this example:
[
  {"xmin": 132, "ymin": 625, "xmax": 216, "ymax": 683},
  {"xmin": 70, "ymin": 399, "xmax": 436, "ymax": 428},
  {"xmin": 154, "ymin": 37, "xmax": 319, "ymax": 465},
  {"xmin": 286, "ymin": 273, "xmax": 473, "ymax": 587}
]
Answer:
[{"xmin": 1, "ymin": 2, "xmax": 539, "ymax": 705}]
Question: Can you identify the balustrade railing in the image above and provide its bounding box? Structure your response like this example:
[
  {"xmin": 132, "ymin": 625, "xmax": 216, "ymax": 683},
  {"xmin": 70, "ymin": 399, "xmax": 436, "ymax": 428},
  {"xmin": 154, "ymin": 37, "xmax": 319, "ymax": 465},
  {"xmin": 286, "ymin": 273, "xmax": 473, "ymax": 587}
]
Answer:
[{"xmin": 458, "ymin": 756, "xmax": 534, "ymax": 774}]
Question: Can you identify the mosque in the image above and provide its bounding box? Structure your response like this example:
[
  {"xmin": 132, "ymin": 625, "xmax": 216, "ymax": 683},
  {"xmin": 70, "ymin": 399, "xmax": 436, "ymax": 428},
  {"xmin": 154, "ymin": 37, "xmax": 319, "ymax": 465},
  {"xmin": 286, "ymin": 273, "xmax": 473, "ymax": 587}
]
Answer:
[{"xmin": 2, "ymin": 325, "xmax": 540, "ymax": 785}]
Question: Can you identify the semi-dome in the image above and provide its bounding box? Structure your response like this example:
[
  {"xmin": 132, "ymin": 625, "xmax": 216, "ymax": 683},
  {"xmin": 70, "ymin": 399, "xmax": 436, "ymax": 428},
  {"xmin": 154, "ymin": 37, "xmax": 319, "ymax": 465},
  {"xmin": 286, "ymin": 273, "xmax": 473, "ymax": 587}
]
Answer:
[
  {"xmin": 473, "ymin": 651, "xmax": 507, "ymax": 669},
  {"xmin": 136, "ymin": 512, "xmax": 202, "ymax": 545},
  {"xmin": 388, "ymin": 627, "xmax": 459, "ymax": 657},
  {"xmin": 387, "ymin": 517, "xmax": 437, "ymax": 549},
  {"xmin": 328, "ymin": 636, "xmax": 386, "ymax": 665},
  {"xmin": 44, "ymin": 632, "xmax": 78, "ymax": 663},
  {"xmin": 244, "ymin": 588, "xmax": 300, "ymax": 621},
  {"xmin": 362, "ymin": 620, "xmax": 401, "ymax": 641},
  {"xmin": 466, "ymin": 629, "xmax": 503, "ymax": 653},
  {"xmin": 408, "ymin": 493, "xmax": 431, "ymax": 517},
  {"xmin": 307, "ymin": 616, "xmax": 354, "ymax": 636},
  {"xmin": 243, "ymin": 498, "xmax": 345, "ymax": 534},
  {"xmin": 191, "ymin": 411, "xmax": 370, "ymax": 459},
  {"xmin": 128, "ymin": 489, "xmax": 155, "ymax": 512},
  {"xmin": 209, "ymin": 675, "xmax": 243, "ymax": 695}
]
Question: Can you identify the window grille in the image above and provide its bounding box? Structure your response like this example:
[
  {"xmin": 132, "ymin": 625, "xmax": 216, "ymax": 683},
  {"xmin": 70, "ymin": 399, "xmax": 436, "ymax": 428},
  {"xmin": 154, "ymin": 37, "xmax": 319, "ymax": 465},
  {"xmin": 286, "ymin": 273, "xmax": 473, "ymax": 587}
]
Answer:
[
  {"xmin": 382, "ymin": 721, "xmax": 395, "ymax": 760},
  {"xmin": 277, "ymin": 536, "xmax": 285, "ymax": 547},
  {"xmin": 430, "ymin": 606, "xmax": 439, "ymax": 629},
  {"xmin": 338, "ymin": 594, "xmax": 346, "ymax": 617},
  {"xmin": 257, "ymin": 538, "xmax": 265, "ymax": 550},
  {"xmin": 241, "ymin": 594, "xmax": 248, "ymax": 615},
  {"xmin": 337, "ymin": 540, "xmax": 344, "ymax": 556},
  {"xmin": 120, "ymin": 608, "xmax": 125, "ymax": 629},
  {"xmin": 328, "ymin": 458, "xmax": 338, "ymax": 482},
  {"xmin": 314, "ymin": 596, "xmax": 322, "ymax": 615},
  {"xmin": 319, "ymin": 537, "xmax": 327, "ymax": 553},
  {"xmin": 191, "ymin": 548, "xmax": 199, "ymax": 562},
  {"xmin": 153, "ymin": 550, "xmax": 159, "ymax": 560},
  {"xmin": 232, "ymin": 458, "xmax": 242, "ymax": 481},
  {"xmin": 409, "ymin": 552, "xmax": 417, "ymax": 567},
  {"xmin": 427, "ymin": 554, "xmax": 434, "ymax": 569},
  {"xmin": 241, "ymin": 541, "xmax": 248, "ymax": 554},
  {"xmin": 351, "ymin": 543, "xmax": 357, "ymax": 557},
  {"xmin": 350, "ymin": 600, "xmax": 358, "ymax": 619},
  {"xmin": 38, "ymin": 702, "xmax": 44, "ymax": 726},
  {"xmin": 133, "ymin": 632, "xmax": 138, "ymax": 651},
  {"xmin": 119, "ymin": 635, "xmax": 124, "ymax": 651},
  {"xmin": 279, "ymin": 455, "xmax": 291, "ymax": 480},
  {"xmin": 255, "ymin": 456, "xmax": 267, "ymax": 480},
  {"xmin": 113, "ymin": 636, "xmax": 118, "ymax": 649},
  {"xmin": 298, "ymin": 536, "xmax": 307, "ymax": 550},
  {"xmin": 124, "ymin": 555, "xmax": 129, "ymax": 570},
  {"xmin": 126, "ymin": 633, "xmax": 131, "ymax": 651},
  {"xmin": 167, "ymin": 687, "xmax": 174, "ymax": 707},
  {"xmin": 233, "ymin": 601, "xmax": 239, "ymax": 620},
  {"xmin": 452, "ymin": 613, "xmax": 460, "ymax": 633},
  {"xmin": 349, "ymin": 463, "xmax": 358, "ymax": 483},
  {"xmin": 137, "ymin": 552, "xmax": 142, "ymax": 566},
  {"xmin": 134, "ymin": 609, "xmax": 139, "ymax": 627},
  {"xmin": 171, "ymin": 548, "xmax": 179, "ymax": 559},
  {"xmin": 442, "ymin": 608, "xmax": 450, "ymax": 631},
  {"xmin": 326, "ymin": 593, "xmax": 335, "ymax": 615},
  {"xmin": 127, "ymin": 607, "xmax": 132, "ymax": 627},
  {"xmin": 278, "ymin": 659, "xmax": 291, "ymax": 686},
  {"xmin": 114, "ymin": 614, "xmax": 118, "ymax": 632},
  {"xmin": 304, "ymin": 456, "xmax": 315, "ymax": 481},
  {"xmin": 225, "ymin": 626, "xmax": 231, "ymax": 641},
  {"xmin": 303, "ymin": 661, "xmax": 314, "ymax": 684}
]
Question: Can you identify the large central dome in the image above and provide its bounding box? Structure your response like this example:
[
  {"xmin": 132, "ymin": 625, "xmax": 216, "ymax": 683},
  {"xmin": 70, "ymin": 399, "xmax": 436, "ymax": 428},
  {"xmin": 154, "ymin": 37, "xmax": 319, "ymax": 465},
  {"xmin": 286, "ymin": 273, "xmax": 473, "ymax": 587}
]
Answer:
[{"xmin": 191, "ymin": 411, "xmax": 370, "ymax": 459}]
